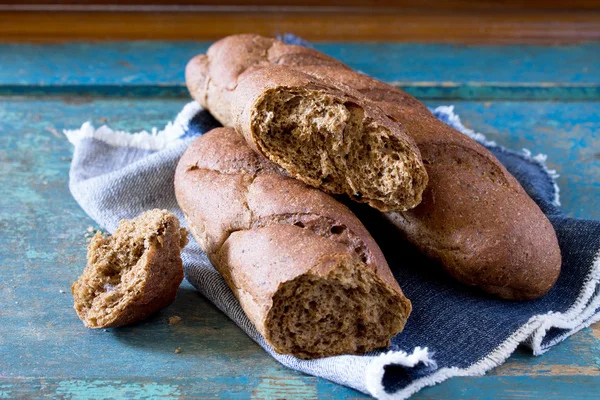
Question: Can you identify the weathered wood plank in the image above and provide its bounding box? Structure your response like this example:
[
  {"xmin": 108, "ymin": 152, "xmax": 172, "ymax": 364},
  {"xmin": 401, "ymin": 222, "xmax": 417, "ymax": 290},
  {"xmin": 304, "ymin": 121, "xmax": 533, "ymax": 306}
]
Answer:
[
  {"xmin": 1, "ymin": 10, "xmax": 599, "ymax": 44},
  {"xmin": 2, "ymin": 375, "xmax": 600, "ymax": 399},
  {"xmin": 424, "ymin": 376, "xmax": 600, "ymax": 399},
  {"xmin": 3, "ymin": 83, "xmax": 599, "ymax": 101},
  {"xmin": 0, "ymin": 42, "xmax": 598, "ymax": 99},
  {"xmin": 0, "ymin": 97, "xmax": 598, "ymax": 399},
  {"xmin": 3, "ymin": 0, "xmax": 599, "ymax": 11},
  {"xmin": 2, "ymin": 41, "xmax": 598, "ymax": 100}
]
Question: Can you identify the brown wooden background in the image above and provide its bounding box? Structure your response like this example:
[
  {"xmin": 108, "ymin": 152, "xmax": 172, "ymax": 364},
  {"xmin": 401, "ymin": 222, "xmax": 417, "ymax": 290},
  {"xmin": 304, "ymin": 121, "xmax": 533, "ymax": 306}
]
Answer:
[{"xmin": 1, "ymin": 1, "xmax": 600, "ymax": 43}]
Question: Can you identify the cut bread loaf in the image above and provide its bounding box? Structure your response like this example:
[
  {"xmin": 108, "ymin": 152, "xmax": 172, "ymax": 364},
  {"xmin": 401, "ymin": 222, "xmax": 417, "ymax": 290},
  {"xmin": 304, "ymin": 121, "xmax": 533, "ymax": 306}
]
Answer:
[
  {"xmin": 185, "ymin": 34, "xmax": 562, "ymax": 300},
  {"xmin": 187, "ymin": 58, "xmax": 428, "ymax": 212},
  {"xmin": 72, "ymin": 209, "xmax": 187, "ymax": 328},
  {"xmin": 175, "ymin": 127, "xmax": 411, "ymax": 359}
]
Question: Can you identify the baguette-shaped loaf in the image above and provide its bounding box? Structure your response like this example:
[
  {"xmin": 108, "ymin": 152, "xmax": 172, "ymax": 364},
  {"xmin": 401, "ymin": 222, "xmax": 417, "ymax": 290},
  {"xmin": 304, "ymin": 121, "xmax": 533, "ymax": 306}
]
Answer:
[
  {"xmin": 175, "ymin": 127, "xmax": 411, "ymax": 359},
  {"xmin": 186, "ymin": 35, "xmax": 561, "ymax": 300},
  {"xmin": 187, "ymin": 56, "xmax": 428, "ymax": 212}
]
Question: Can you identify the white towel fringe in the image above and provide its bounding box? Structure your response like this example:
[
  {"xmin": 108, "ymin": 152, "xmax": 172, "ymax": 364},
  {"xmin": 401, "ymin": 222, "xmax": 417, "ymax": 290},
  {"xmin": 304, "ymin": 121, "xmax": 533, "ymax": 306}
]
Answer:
[
  {"xmin": 367, "ymin": 248, "xmax": 600, "ymax": 399},
  {"xmin": 365, "ymin": 347, "xmax": 436, "ymax": 399},
  {"xmin": 64, "ymin": 102, "xmax": 201, "ymax": 150}
]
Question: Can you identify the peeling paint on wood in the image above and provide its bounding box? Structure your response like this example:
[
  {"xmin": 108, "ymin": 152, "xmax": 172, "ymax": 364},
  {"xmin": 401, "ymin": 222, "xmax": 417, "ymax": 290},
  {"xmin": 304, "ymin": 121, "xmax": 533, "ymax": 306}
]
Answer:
[
  {"xmin": 492, "ymin": 363, "xmax": 600, "ymax": 376},
  {"xmin": 54, "ymin": 380, "xmax": 181, "ymax": 399},
  {"xmin": 592, "ymin": 323, "xmax": 600, "ymax": 340},
  {"xmin": 0, "ymin": 42, "xmax": 599, "ymax": 101},
  {"xmin": 251, "ymin": 367, "xmax": 319, "ymax": 399},
  {"xmin": 421, "ymin": 376, "xmax": 600, "ymax": 399},
  {"xmin": 1, "ymin": 42, "xmax": 598, "ymax": 86}
]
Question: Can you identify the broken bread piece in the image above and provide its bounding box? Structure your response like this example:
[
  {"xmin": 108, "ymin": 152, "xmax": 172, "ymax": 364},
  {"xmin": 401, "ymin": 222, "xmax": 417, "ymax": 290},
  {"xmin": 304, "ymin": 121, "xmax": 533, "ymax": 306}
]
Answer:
[
  {"xmin": 72, "ymin": 209, "xmax": 188, "ymax": 328},
  {"xmin": 175, "ymin": 127, "xmax": 411, "ymax": 359},
  {"xmin": 186, "ymin": 59, "xmax": 428, "ymax": 212}
]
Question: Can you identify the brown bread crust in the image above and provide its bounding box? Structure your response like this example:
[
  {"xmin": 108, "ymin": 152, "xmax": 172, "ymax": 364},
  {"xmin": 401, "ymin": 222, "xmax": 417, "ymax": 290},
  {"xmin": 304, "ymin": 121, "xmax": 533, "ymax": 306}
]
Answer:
[
  {"xmin": 186, "ymin": 34, "xmax": 561, "ymax": 300},
  {"xmin": 187, "ymin": 46, "xmax": 428, "ymax": 212},
  {"xmin": 72, "ymin": 210, "xmax": 187, "ymax": 328},
  {"xmin": 175, "ymin": 127, "xmax": 411, "ymax": 359}
]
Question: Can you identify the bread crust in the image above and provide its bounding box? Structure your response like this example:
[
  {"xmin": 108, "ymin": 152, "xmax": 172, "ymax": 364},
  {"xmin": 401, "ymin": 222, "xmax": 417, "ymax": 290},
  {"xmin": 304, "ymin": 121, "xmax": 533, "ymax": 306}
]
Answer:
[
  {"xmin": 186, "ymin": 34, "xmax": 561, "ymax": 300},
  {"xmin": 72, "ymin": 210, "xmax": 187, "ymax": 328},
  {"xmin": 187, "ymin": 45, "xmax": 428, "ymax": 212},
  {"xmin": 175, "ymin": 127, "xmax": 411, "ymax": 358}
]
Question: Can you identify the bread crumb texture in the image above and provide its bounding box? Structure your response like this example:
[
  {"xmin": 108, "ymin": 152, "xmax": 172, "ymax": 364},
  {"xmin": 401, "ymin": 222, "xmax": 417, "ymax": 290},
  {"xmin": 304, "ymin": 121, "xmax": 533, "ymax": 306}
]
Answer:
[
  {"xmin": 72, "ymin": 209, "xmax": 188, "ymax": 329},
  {"xmin": 253, "ymin": 86, "xmax": 427, "ymax": 212},
  {"xmin": 175, "ymin": 128, "xmax": 412, "ymax": 359},
  {"xmin": 266, "ymin": 257, "xmax": 408, "ymax": 359}
]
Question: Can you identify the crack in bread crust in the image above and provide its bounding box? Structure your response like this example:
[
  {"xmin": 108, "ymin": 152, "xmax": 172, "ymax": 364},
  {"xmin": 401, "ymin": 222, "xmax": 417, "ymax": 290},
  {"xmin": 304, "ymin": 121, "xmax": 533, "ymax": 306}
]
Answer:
[
  {"xmin": 251, "ymin": 213, "xmax": 375, "ymax": 266},
  {"xmin": 185, "ymin": 163, "xmax": 376, "ymax": 270}
]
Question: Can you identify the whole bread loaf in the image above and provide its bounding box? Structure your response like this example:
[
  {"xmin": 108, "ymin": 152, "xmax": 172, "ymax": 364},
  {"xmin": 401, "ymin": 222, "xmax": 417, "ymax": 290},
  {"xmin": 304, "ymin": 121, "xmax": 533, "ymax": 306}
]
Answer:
[
  {"xmin": 185, "ymin": 34, "xmax": 562, "ymax": 300},
  {"xmin": 187, "ymin": 54, "xmax": 428, "ymax": 212},
  {"xmin": 175, "ymin": 127, "xmax": 411, "ymax": 359}
]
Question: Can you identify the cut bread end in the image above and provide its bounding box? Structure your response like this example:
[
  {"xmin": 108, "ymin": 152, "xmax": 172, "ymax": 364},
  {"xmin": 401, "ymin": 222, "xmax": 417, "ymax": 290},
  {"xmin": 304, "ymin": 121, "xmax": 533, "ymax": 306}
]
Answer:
[
  {"xmin": 72, "ymin": 209, "xmax": 187, "ymax": 329},
  {"xmin": 251, "ymin": 87, "xmax": 427, "ymax": 212},
  {"xmin": 265, "ymin": 257, "xmax": 410, "ymax": 359}
]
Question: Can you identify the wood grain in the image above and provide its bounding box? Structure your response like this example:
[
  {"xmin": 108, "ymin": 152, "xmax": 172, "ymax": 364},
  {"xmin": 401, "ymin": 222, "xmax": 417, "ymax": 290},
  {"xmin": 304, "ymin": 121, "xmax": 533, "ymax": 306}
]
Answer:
[
  {"xmin": 2, "ymin": 0, "xmax": 599, "ymax": 11},
  {"xmin": 0, "ymin": 10, "xmax": 599, "ymax": 43},
  {"xmin": 3, "ymin": 42, "xmax": 599, "ymax": 85}
]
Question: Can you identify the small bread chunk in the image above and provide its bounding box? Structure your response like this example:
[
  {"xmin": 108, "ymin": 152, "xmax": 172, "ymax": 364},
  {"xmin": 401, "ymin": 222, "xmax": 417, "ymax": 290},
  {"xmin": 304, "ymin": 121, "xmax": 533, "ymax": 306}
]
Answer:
[{"xmin": 72, "ymin": 210, "xmax": 187, "ymax": 328}]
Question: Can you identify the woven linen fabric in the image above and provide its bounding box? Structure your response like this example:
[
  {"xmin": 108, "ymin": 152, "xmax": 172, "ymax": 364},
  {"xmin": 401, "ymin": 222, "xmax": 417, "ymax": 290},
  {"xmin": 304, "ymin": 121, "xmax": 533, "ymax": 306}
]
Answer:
[{"xmin": 65, "ymin": 100, "xmax": 600, "ymax": 399}]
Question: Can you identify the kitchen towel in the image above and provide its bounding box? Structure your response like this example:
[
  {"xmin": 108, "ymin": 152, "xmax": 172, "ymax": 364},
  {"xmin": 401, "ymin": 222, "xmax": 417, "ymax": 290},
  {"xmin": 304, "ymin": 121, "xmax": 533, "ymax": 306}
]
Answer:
[{"xmin": 65, "ymin": 101, "xmax": 600, "ymax": 399}]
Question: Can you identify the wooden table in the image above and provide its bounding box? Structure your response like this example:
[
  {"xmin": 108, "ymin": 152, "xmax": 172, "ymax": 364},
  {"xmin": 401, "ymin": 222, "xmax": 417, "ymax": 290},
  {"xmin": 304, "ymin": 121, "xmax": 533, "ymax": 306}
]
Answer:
[{"xmin": 0, "ymin": 42, "xmax": 599, "ymax": 399}]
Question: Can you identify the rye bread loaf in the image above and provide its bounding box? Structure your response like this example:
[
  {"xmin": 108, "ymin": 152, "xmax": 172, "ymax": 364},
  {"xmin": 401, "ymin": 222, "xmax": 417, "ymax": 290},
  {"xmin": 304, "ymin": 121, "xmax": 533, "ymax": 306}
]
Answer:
[
  {"xmin": 186, "ymin": 56, "xmax": 428, "ymax": 212},
  {"xmin": 185, "ymin": 34, "xmax": 562, "ymax": 300},
  {"xmin": 72, "ymin": 209, "xmax": 187, "ymax": 328},
  {"xmin": 174, "ymin": 127, "xmax": 411, "ymax": 359}
]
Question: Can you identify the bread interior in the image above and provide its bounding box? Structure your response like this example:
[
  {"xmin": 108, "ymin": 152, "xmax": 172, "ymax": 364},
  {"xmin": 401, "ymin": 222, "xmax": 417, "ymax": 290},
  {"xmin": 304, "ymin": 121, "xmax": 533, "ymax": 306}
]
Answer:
[
  {"xmin": 72, "ymin": 210, "xmax": 183, "ymax": 328},
  {"xmin": 265, "ymin": 258, "xmax": 407, "ymax": 359},
  {"xmin": 252, "ymin": 87, "xmax": 424, "ymax": 211}
]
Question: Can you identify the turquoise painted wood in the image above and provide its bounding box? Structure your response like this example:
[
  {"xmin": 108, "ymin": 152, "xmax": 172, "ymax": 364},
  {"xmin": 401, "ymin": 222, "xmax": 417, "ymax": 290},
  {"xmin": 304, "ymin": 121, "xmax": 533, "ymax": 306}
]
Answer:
[
  {"xmin": 1, "ymin": 42, "xmax": 599, "ymax": 85},
  {"xmin": 0, "ymin": 42, "xmax": 598, "ymax": 100},
  {"xmin": 0, "ymin": 42, "xmax": 599, "ymax": 399}
]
